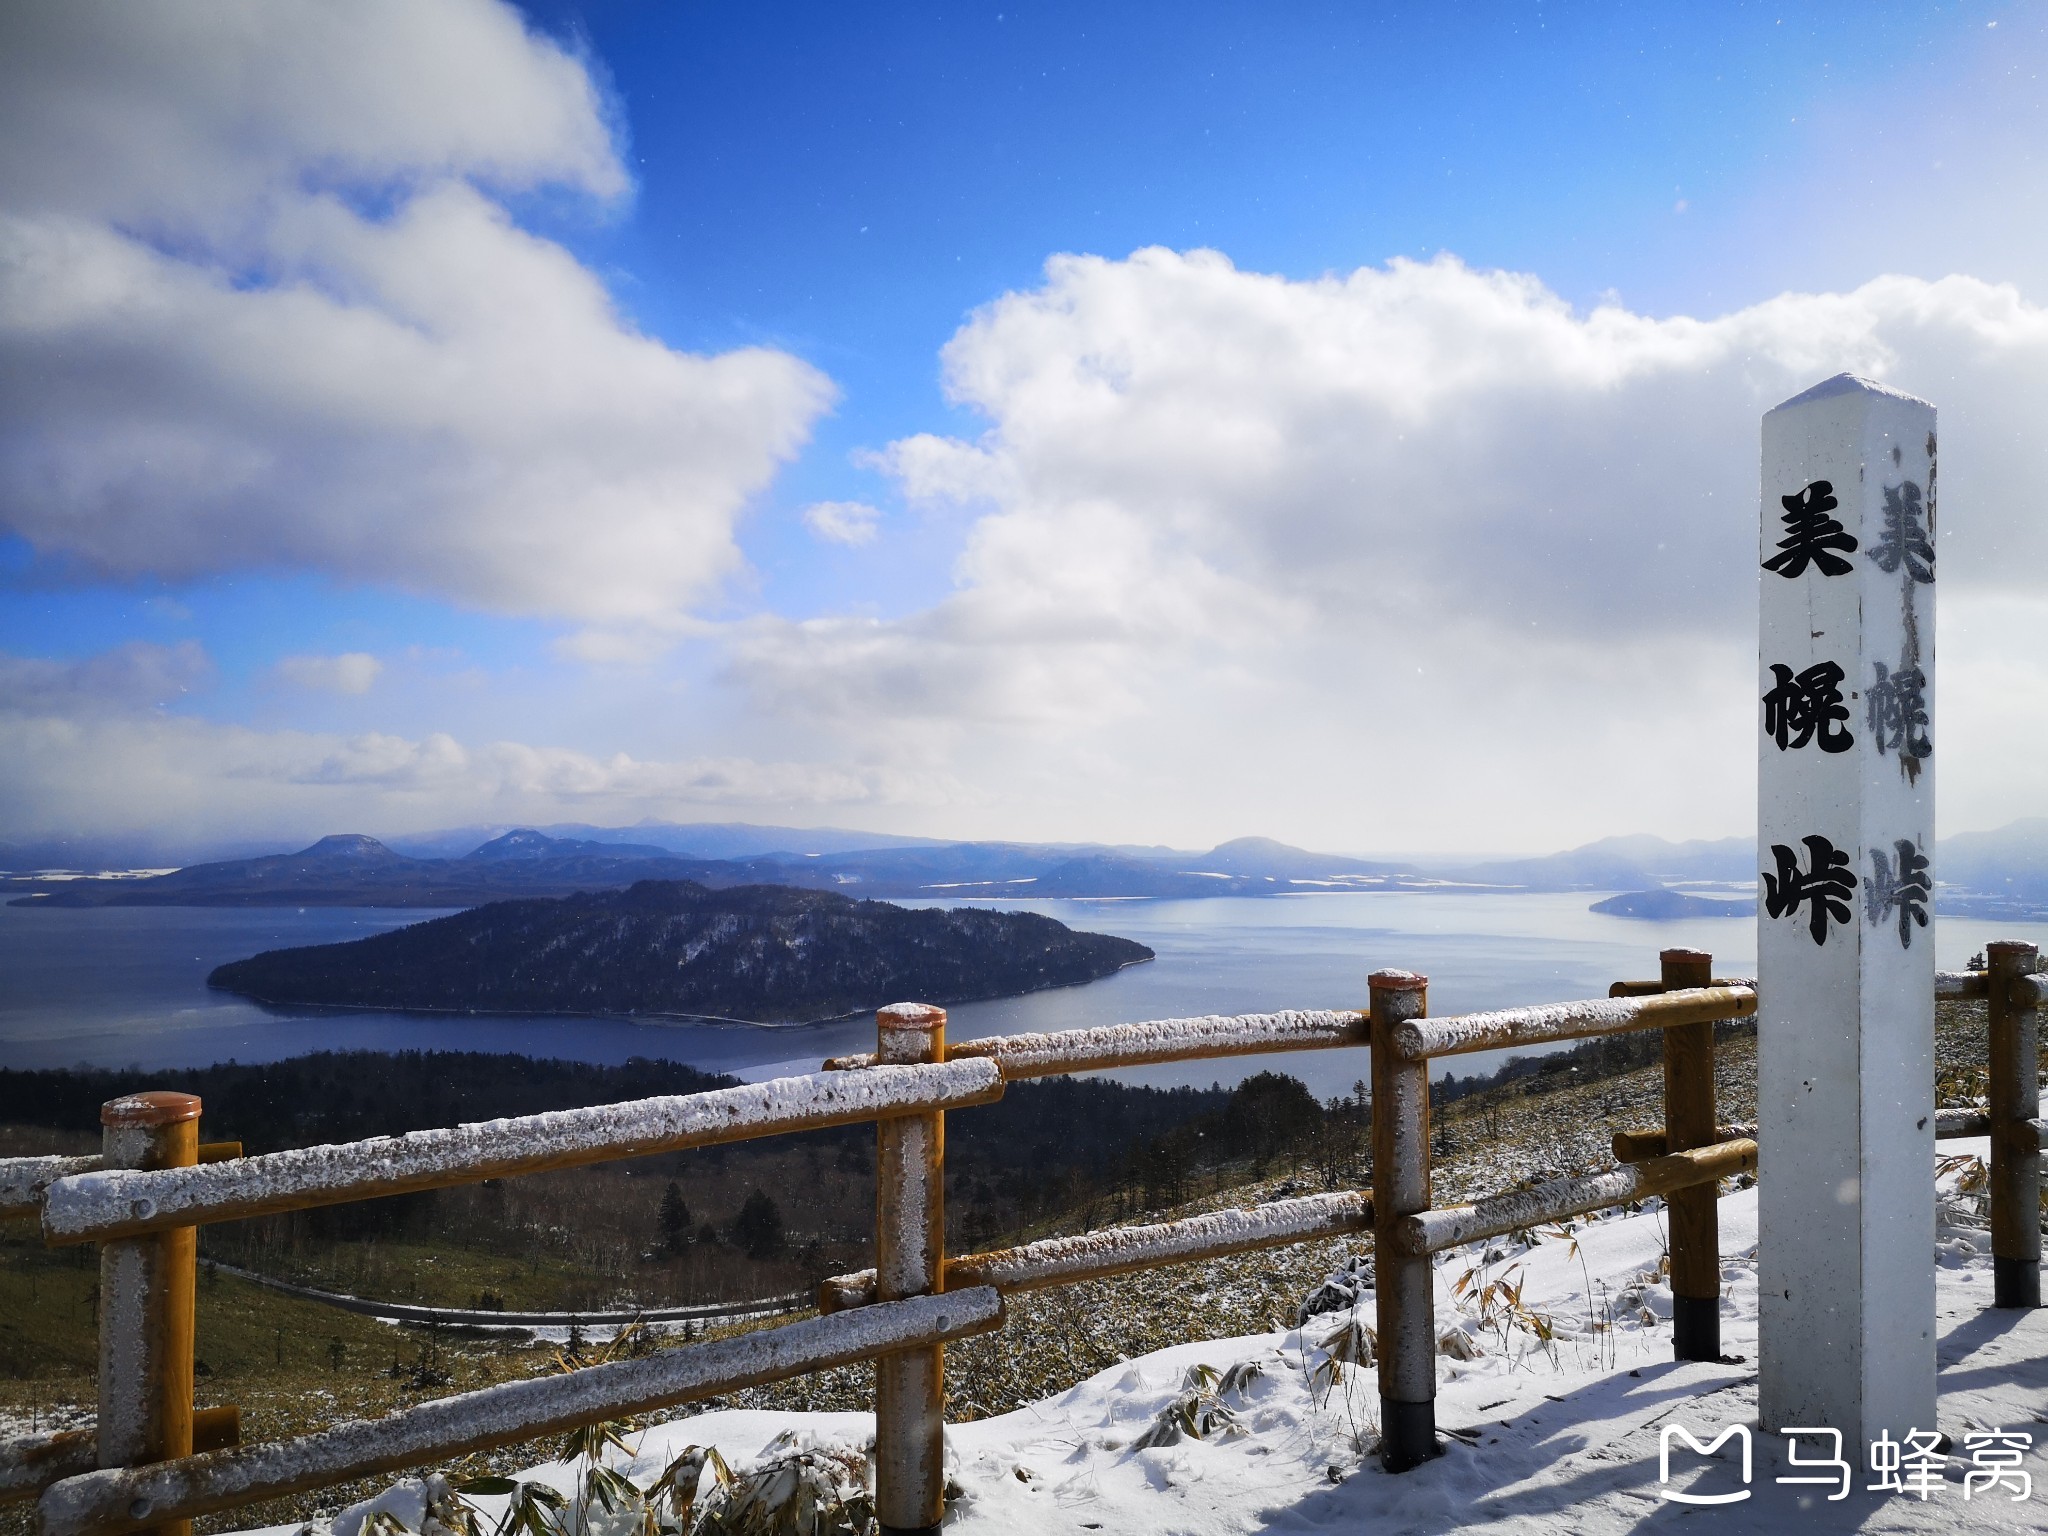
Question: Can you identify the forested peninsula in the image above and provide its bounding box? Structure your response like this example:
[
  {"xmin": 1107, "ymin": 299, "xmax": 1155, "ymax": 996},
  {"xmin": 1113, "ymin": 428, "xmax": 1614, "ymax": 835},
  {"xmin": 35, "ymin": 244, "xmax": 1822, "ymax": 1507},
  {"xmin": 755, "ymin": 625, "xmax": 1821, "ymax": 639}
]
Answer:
[{"xmin": 207, "ymin": 879, "xmax": 1152, "ymax": 1023}]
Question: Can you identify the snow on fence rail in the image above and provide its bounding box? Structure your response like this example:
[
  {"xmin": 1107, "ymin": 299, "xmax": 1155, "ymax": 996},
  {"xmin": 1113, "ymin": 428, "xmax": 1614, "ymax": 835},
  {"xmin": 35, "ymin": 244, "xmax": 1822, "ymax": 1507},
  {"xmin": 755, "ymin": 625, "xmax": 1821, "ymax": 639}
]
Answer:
[
  {"xmin": 823, "ymin": 1007, "xmax": 1365, "ymax": 1076},
  {"xmin": 35, "ymin": 1289, "xmax": 1003, "ymax": 1536},
  {"xmin": 0, "ymin": 1411, "xmax": 240, "ymax": 1509},
  {"xmin": 0, "ymin": 1433, "xmax": 90, "ymax": 1510},
  {"xmin": 1609, "ymin": 1107, "xmax": 2025, "ymax": 1160},
  {"xmin": 0, "ymin": 1154, "xmax": 97, "ymax": 1222},
  {"xmin": 1387, "ymin": 985, "xmax": 1757, "ymax": 1060},
  {"xmin": 1610, "ymin": 1122, "xmax": 1755, "ymax": 1160},
  {"xmin": 817, "ymin": 1188, "xmax": 1374, "ymax": 1311},
  {"xmin": 1927, "ymin": 970, "xmax": 2048, "ymax": 1005},
  {"xmin": 1939, "ymin": 970, "xmax": 1993, "ymax": 1000},
  {"xmin": 0, "ymin": 1143, "xmax": 240, "ymax": 1223},
  {"xmin": 5, "ymin": 943, "xmax": 2040, "ymax": 1536},
  {"xmin": 38, "ymin": 1061, "xmax": 1005, "ymax": 1244},
  {"xmin": 1608, "ymin": 974, "xmax": 1754, "ymax": 996},
  {"xmin": 1397, "ymin": 1139, "xmax": 1759, "ymax": 1256}
]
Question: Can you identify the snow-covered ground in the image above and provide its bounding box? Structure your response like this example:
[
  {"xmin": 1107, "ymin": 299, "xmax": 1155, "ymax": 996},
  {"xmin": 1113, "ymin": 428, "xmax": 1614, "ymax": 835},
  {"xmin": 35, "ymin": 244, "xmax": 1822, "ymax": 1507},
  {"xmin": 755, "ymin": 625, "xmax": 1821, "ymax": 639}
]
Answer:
[{"xmin": 284, "ymin": 1144, "xmax": 2048, "ymax": 1534}]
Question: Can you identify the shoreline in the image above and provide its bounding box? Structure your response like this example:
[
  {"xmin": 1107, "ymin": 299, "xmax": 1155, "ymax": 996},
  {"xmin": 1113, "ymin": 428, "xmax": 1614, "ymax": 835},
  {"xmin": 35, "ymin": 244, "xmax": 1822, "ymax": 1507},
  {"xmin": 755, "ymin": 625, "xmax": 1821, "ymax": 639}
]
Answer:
[{"xmin": 205, "ymin": 952, "xmax": 1157, "ymax": 1030}]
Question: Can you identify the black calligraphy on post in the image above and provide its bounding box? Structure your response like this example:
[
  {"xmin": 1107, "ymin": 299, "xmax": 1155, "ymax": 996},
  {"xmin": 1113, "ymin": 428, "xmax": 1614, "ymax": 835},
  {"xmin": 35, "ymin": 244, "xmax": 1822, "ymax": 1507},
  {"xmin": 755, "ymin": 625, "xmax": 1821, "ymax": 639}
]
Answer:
[
  {"xmin": 1875, "ymin": 469, "xmax": 1934, "ymax": 787},
  {"xmin": 1868, "ymin": 481, "xmax": 1935, "ymax": 584},
  {"xmin": 1865, "ymin": 837, "xmax": 1932, "ymax": 949},
  {"xmin": 1867, "ymin": 658, "xmax": 1932, "ymax": 761},
  {"xmin": 1764, "ymin": 480, "xmax": 1858, "ymax": 578},
  {"xmin": 1763, "ymin": 835, "xmax": 1858, "ymax": 946},
  {"xmin": 1762, "ymin": 661, "xmax": 1854, "ymax": 753}
]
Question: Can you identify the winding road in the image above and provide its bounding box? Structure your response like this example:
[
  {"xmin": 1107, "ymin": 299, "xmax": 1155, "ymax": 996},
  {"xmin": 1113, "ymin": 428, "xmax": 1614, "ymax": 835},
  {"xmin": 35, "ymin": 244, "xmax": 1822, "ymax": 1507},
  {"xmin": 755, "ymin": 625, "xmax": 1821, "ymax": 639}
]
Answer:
[{"xmin": 207, "ymin": 1260, "xmax": 807, "ymax": 1331}]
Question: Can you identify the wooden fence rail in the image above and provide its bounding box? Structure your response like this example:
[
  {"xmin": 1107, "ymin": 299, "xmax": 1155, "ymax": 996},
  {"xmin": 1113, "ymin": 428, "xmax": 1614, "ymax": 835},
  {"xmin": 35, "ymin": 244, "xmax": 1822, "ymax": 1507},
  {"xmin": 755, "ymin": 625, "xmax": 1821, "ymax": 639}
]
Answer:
[
  {"xmin": 0, "ymin": 1410, "xmax": 242, "ymax": 1509},
  {"xmin": 1387, "ymin": 983, "xmax": 1758, "ymax": 1060},
  {"xmin": 818, "ymin": 1189, "xmax": 1375, "ymax": 1311},
  {"xmin": 1399, "ymin": 1139, "xmax": 1759, "ymax": 1256},
  {"xmin": 823, "ymin": 1007, "xmax": 1367, "ymax": 1076},
  {"xmin": 0, "ymin": 1147, "xmax": 240, "ymax": 1224},
  {"xmin": 2, "ymin": 944, "xmax": 2040, "ymax": 1536},
  {"xmin": 38, "ymin": 1291, "xmax": 1004, "ymax": 1536},
  {"xmin": 1612, "ymin": 1109, "xmax": 2041, "ymax": 1160},
  {"xmin": 40, "ymin": 1064, "xmax": 1005, "ymax": 1244}
]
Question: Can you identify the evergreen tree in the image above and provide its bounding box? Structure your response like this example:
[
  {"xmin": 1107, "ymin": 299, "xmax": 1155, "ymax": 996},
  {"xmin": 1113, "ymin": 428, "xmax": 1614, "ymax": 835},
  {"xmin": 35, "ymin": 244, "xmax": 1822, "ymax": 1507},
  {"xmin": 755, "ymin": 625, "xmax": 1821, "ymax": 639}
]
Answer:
[
  {"xmin": 657, "ymin": 1181, "xmax": 691, "ymax": 1255},
  {"xmin": 731, "ymin": 1190, "xmax": 785, "ymax": 1260}
]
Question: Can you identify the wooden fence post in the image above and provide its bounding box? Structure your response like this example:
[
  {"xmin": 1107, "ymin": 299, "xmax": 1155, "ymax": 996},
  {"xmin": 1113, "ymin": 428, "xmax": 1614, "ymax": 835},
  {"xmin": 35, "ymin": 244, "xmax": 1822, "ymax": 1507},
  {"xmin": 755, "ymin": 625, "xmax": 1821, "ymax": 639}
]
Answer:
[
  {"xmin": 1987, "ymin": 940, "xmax": 2041, "ymax": 1308},
  {"xmin": 1369, "ymin": 969, "xmax": 1434, "ymax": 1473},
  {"xmin": 1660, "ymin": 948, "xmax": 1720, "ymax": 1360},
  {"xmin": 96, "ymin": 1092, "xmax": 201, "ymax": 1536},
  {"xmin": 872, "ymin": 1004, "xmax": 947, "ymax": 1536}
]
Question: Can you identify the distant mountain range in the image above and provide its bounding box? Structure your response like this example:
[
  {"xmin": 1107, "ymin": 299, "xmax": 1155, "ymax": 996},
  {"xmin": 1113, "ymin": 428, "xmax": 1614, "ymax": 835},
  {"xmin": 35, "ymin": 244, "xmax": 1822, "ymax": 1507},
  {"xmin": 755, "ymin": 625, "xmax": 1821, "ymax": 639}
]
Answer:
[
  {"xmin": 1449, "ymin": 834, "xmax": 1759, "ymax": 890},
  {"xmin": 6, "ymin": 827, "xmax": 1424, "ymax": 907},
  {"xmin": 208, "ymin": 880, "xmax": 1153, "ymax": 1023},
  {"xmin": 381, "ymin": 820, "xmax": 962, "ymax": 862},
  {"xmin": 1928, "ymin": 818, "xmax": 2048, "ymax": 917},
  {"xmin": 8, "ymin": 818, "xmax": 2047, "ymax": 917}
]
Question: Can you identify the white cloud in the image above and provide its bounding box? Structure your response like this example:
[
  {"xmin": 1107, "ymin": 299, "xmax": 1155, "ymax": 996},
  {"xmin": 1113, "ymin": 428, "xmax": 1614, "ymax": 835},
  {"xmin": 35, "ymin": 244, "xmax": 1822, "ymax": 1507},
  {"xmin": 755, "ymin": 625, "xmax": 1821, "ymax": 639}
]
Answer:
[
  {"xmin": 730, "ymin": 250, "xmax": 2048, "ymax": 846},
  {"xmin": 801, "ymin": 500, "xmax": 883, "ymax": 546},
  {"xmin": 11, "ymin": 242, "xmax": 2043, "ymax": 852},
  {"xmin": 0, "ymin": 645, "xmax": 965, "ymax": 844},
  {"xmin": 0, "ymin": 0, "xmax": 626, "ymax": 229},
  {"xmin": 0, "ymin": 1, "xmax": 834, "ymax": 625},
  {"xmin": 0, "ymin": 641, "xmax": 213, "ymax": 713},
  {"xmin": 275, "ymin": 652, "xmax": 382, "ymax": 695}
]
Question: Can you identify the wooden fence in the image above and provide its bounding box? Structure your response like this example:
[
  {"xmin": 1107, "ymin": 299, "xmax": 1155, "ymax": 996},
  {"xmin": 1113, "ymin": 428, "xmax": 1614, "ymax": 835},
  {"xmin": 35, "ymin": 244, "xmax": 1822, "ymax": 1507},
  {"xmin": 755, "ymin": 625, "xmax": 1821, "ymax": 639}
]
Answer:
[{"xmin": 2, "ymin": 944, "xmax": 2041, "ymax": 1536}]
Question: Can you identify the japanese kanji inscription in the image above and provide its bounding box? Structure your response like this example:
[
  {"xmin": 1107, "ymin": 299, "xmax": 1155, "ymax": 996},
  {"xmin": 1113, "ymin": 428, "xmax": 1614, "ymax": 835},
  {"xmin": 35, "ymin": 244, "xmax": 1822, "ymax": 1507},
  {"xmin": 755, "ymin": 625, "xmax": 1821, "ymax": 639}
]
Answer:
[{"xmin": 1757, "ymin": 374, "xmax": 1937, "ymax": 1456}]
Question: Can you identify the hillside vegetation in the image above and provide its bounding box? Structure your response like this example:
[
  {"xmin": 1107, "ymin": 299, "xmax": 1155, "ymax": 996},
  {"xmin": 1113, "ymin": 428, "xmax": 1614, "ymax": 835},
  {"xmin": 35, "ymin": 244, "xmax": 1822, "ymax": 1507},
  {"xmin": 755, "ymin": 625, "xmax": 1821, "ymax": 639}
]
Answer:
[{"xmin": 0, "ymin": 1051, "xmax": 1247, "ymax": 1311}]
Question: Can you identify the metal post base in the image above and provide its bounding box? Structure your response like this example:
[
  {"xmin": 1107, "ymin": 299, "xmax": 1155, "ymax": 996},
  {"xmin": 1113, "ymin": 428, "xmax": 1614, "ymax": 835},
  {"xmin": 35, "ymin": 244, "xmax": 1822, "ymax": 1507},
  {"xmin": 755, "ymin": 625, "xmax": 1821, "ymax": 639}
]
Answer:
[
  {"xmin": 1379, "ymin": 1397, "xmax": 1440, "ymax": 1473},
  {"xmin": 1672, "ymin": 1293, "xmax": 1721, "ymax": 1361},
  {"xmin": 1994, "ymin": 1255, "xmax": 2041, "ymax": 1309}
]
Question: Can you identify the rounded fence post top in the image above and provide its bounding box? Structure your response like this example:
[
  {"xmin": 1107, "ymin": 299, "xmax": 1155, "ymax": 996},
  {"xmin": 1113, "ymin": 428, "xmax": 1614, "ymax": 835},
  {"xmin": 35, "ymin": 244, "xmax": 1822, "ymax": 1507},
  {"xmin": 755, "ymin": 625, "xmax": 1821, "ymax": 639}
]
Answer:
[
  {"xmin": 101, "ymin": 1091, "xmax": 201, "ymax": 1128},
  {"xmin": 878, "ymin": 1002, "xmax": 948, "ymax": 1030},
  {"xmin": 1369, "ymin": 969, "xmax": 1428, "ymax": 992},
  {"xmin": 1660, "ymin": 948, "xmax": 1712, "ymax": 963}
]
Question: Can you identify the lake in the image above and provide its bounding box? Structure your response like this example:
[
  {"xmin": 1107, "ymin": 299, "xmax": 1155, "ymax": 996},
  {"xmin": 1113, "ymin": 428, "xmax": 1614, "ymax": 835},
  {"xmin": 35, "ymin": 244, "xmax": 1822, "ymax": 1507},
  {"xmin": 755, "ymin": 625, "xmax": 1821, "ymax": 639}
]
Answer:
[{"xmin": 3, "ymin": 894, "xmax": 2042, "ymax": 1102}]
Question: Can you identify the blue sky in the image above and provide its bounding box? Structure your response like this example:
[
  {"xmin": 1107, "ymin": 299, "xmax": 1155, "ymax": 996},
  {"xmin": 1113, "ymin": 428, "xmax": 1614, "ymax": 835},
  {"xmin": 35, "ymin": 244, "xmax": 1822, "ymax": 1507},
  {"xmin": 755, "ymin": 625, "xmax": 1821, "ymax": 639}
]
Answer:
[
  {"xmin": 513, "ymin": 0, "xmax": 2017, "ymax": 618},
  {"xmin": 3, "ymin": 1, "xmax": 2046, "ymax": 856}
]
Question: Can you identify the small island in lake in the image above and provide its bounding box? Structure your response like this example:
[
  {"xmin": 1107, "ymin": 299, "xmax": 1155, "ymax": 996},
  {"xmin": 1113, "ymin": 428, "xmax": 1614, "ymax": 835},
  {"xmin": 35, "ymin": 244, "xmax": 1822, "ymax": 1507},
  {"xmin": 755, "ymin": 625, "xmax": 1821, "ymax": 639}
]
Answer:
[
  {"xmin": 207, "ymin": 879, "xmax": 1153, "ymax": 1023},
  {"xmin": 1589, "ymin": 889, "xmax": 1756, "ymax": 920}
]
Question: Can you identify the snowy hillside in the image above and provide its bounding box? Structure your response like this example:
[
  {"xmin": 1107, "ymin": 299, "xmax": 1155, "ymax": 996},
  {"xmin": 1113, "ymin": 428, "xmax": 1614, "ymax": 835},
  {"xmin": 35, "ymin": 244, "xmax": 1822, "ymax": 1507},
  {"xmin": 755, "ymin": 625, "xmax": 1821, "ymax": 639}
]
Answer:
[{"xmin": 276, "ymin": 1147, "xmax": 2048, "ymax": 1535}]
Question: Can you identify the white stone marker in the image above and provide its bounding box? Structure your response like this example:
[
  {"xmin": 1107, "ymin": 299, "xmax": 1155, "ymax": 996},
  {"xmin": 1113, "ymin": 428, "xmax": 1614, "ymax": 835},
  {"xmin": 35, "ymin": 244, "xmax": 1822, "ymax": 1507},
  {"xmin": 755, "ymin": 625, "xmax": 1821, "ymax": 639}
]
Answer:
[{"xmin": 1758, "ymin": 374, "xmax": 1937, "ymax": 1451}]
